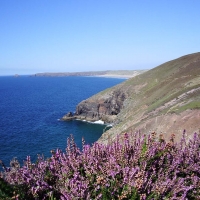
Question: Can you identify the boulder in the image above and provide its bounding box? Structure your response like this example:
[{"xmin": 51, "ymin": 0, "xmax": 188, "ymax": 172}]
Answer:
[{"xmin": 61, "ymin": 112, "xmax": 75, "ymax": 121}]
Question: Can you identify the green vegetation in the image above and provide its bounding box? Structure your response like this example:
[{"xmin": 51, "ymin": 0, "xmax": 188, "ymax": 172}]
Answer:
[
  {"xmin": 169, "ymin": 101, "xmax": 200, "ymax": 114},
  {"xmin": 97, "ymin": 53, "xmax": 200, "ymax": 143}
]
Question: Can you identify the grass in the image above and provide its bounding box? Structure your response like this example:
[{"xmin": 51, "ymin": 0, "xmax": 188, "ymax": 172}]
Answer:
[{"xmin": 169, "ymin": 101, "xmax": 200, "ymax": 114}]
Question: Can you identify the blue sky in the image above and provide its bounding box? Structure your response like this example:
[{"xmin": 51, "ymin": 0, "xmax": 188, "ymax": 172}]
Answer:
[{"xmin": 0, "ymin": 0, "xmax": 200, "ymax": 75}]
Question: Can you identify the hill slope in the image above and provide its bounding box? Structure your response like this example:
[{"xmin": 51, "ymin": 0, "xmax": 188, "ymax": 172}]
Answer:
[{"xmin": 63, "ymin": 53, "xmax": 200, "ymax": 143}]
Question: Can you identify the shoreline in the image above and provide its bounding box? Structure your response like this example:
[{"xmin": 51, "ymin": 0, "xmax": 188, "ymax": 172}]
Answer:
[
  {"xmin": 92, "ymin": 74, "xmax": 133, "ymax": 79},
  {"xmin": 33, "ymin": 70, "xmax": 147, "ymax": 79}
]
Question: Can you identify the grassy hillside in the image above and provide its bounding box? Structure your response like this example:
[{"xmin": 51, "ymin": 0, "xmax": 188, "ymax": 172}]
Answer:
[{"xmin": 96, "ymin": 52, "xmax": 200, "ymax": 143}]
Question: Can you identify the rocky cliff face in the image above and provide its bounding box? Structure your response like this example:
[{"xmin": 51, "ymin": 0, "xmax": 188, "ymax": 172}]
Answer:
[
  {"xmin": 62, "ymin": 88, "xmax": 128, "ymax": 122},
  {"xmin": 75, "ymin": 90, "xmax": 127, "ymax": 123}
]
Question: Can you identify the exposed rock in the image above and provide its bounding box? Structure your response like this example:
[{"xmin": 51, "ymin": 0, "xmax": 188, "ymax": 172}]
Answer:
[
  {"xmin": 74, "ymin": 90, "xmax": 127, "ymax": 123},
  {"xmin": 61, "ymin": 112, "xmax": 76, "ymax": 121}
]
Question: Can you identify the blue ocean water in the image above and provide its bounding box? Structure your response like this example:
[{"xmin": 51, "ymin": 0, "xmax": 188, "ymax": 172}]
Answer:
[{"xmin": 0, "ymin": 76, "xmax": 125, "ymax": 168}]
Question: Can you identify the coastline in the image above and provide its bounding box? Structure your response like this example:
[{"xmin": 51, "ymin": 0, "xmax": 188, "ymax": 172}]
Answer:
[
  {"xmin": 33, "ymin": 70, "xmax": 147, "ymax": 79},
  {"xmin": 92, "ymin": 74, "xmax": 132, "ymax": 79}
]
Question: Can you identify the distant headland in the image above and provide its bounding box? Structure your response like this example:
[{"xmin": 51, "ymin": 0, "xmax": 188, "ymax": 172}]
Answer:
[{"xmin": 32, "ymin": 70, "xmax": 147, "ymax": 79}]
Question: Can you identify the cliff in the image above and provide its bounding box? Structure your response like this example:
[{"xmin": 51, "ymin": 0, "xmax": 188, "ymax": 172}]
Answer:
[
  {"xmin": 62, "ymin": 52, "xmax": 200, "ymax": 143},
  {"xmin": 75, "ymin": 89, "xmax": 127, "ymax": 123}
]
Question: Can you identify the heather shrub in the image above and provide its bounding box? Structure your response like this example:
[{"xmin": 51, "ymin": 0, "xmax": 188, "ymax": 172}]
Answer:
[{"xmin": 0, "ymin": 131, "xmax": 199, "ymax": 199}]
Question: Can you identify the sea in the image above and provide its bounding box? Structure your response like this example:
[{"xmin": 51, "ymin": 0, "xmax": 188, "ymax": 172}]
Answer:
[{"xmin": 0, "ymin": 76, "xmax": 125, "ymax": 168}]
